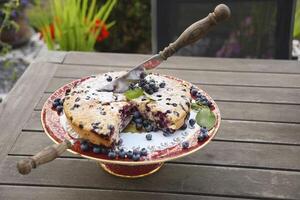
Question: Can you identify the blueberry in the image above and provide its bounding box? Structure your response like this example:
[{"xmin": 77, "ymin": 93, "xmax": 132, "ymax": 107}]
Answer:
[
  {"xmin": 54, "ymin": 98, "xmax": 61, "ymax": 103},
  {"xmin": 133, "ymin": 111, "xmax": 141, "ymax": 118},
  {"xmin": 190, "ymin": 88, "xmax": 198, "ymax": 96},
  {"xmin": 108, "ymin": 151, "xmax": 116, "ymax": 159},
  {"xmin": 197, "ymin": 132, "xmax": 208, "ymax": 142},
  {"xmin": 182, "ymin": 141, "xmax": 189, "ymax": 149},
  {"xmin": 80, "ymin": 143, "xmax": 89, "ymax": 151},
  {"xmin": 159, "ymin": 82, "xmax": 166, "ymax": 88},
  {"xmin": 93, "ymin": 146, "xmax": 101, "ymax": 154},
  {"xmin": 146, "ymin": 134, "xmax": 152, "ymax": 140},
  {"xmin": 133, "ymin": 149, "xmax": 140, "ymax": 155},
  {"xmin": 52, "ymin": 101, "xmax": 60, "ymax": 109},
  {"xmin": 101, "ymin": 147, "xmax": 109, "ymax": 155},
  {"xmin": 56, "ymin": 105, "xmax": 63, "ymax": 114},
  {"xmin": 153, "ymin": 86, "xmax": 159, "ymax": 92},
  {"xmin": 180, "ymin": 123, "xmax": 187, "ymax": 130},
  {"xmin": 189, "ymin": 119, "xmax": 196, "ymax": 126},
  {"xmin": 149, "ymin": 82, "xmax": 156, "ymax": 89},
  {"xmin": 106, "ymin": 76, "xmax": 112, "ymax": 82},
  {"xmin": 140, "ymin": 72, "xmax": 147, "ymax": 79},
  {"xmin": 143, "ymin": 120, "xmax": 150, "ymax": 126},
  {"xmin": 141, "ymin": 148, "xmax": 148, "ymax": 156},
  {"xmin": 118, "ymin": 150, "xmax": 126, "ymax": 159},
  {"xmin": 143, "ymin": 84, "xmax": 150, "ymax": 91},
  {"xmin": 132, "ymin": 153, "xmax": 140, "ymax": 161},
  {"xmin": 134, "ymin": 118, "xmax": 143, "ymax": 124},
  {"xmin": 207, "ymin": 101, "xmax": 212, "ymax": 107},
  {"xmin": 126, "ymin": 150, "xmax": 133, "ymax": 159},
  {"xmin": 196, "ymin": 92, "xmax": 203, "ymax": 99},
  {"xmin": 146, "ymin": 89, "xmax": 154, "ymax": 95},
  {"xmin": 145, "ymin": 124, "xmax": 153, "ymax": 132},
  {"xmin": 201, "ymin": 127, "xmax": 208, "ymax": 133}
]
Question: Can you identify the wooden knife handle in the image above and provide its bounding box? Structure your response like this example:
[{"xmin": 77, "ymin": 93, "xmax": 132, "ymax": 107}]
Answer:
[
  {"xmin": 17, "ymin": 140, "xmax": 71, "ymax": 175},
  {"xmin": 159, "ymin": 4, "xmax": 231, "ymax": 60}
]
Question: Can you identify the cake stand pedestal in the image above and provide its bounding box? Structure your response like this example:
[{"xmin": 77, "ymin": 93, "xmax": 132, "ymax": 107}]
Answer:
[{"xmin": 99, "ymin": 162, "xmax": 164, "ymax": 178}]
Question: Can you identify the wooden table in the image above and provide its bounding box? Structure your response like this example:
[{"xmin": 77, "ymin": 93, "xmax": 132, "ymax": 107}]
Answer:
[{"xmin": 1, "ymin": 51, "xmax": 300, "ymax": 200}]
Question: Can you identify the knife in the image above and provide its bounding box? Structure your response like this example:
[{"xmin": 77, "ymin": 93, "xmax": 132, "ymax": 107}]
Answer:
[{"xmin": 101, "ymin": 4, "xmax": 230, "ymax": 93}]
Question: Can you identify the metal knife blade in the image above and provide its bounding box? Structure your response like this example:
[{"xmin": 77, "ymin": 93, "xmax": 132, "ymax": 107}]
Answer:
[{"xmin": 100, "ymin": 54, "xmax": 164, "ymax": 93}]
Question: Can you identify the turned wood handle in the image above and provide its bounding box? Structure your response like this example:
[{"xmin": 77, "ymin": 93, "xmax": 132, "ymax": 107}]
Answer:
[
  {"xmin": 17, "ymin": 140, "xmax": 71, "ymax": 175},
  {"xmin": 159, "ymin": 4, "xmax": 231, "ymax": 60}
]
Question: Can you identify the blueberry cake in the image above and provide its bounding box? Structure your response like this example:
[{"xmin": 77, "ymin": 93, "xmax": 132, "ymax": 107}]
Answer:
[{"xmin": 62, "ymin": 71, "xmax": 192, "ymax": 147}]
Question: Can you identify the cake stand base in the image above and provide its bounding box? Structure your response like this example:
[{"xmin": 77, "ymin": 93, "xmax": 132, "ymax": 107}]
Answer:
[{"xmin": 99, "ymin": 162, "xmax": 164, "ymax": 178}]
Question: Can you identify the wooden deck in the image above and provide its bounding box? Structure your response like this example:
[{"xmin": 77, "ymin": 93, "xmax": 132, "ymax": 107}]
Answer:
[{"xmin": 0, "ymin": 51, "xmax": 300, "ymax": 200}]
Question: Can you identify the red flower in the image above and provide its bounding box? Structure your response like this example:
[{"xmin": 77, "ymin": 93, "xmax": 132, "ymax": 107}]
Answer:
[
  {"xmin": 39, "ymin": 23, "xmax": 55, "ymax": 40},
  {"xmin": 40, "ymin": 19, "xmax": 109, "ymax": 42},
  {"xmin": 92, "ymin": 19, "xmax": 110, "ymax": 42}
]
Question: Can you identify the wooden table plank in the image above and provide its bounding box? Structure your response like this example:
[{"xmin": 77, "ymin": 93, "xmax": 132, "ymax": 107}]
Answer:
[
  {"xmin": 23, "ymin": 111, "xmax": 300, "ymax": 145},
  {"xmin": 10, "ymin": 131, "xmax": 300, "ymax": 171},
  {"xmin": 36, "ymin": 85, "xmax": 300, "ymax": 109},
  {"xmin": 34, "ymin": 49, "xmax": 67, "ymax": 64},
  {"xmin": 0, "ymin": 62, "xmax": 57, "ymax": 163},
  {"xmin": 0, "ymin": 185, "xmax": 252, "ymax": 200},
  {"xmin": 63, "ymin": 52, "xmax": 300, "ymax": 74},
  {"xmin": 1, "ymin": 156, "xmax": 300, "ymax": 199},
  {"xmin": 54, "ymin": 64, "xmax": 300, "ymax": 88}
]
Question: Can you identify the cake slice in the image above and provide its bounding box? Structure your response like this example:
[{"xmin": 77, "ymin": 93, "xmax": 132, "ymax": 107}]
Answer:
[
  {"xmin": 131, "ymin": 74, "xmax": 192, "ymax": 132},
  {"xmin": 63, "ymin": 71, "xmax": 133, "ymax": 147}
]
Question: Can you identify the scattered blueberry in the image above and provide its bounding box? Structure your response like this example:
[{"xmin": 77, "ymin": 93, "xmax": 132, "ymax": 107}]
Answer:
[
  {"xmin": 118, "ymin": 150, "xmax": 126, "ymax": 159},
  {"xmin": 54, "ymin": 98, "xmax": 61, "ymax": 103},
  {"xmin": 101, "ymin": 147, "xmax": 109, "ymax": 155},
  {"xmin": 108, "ymin": 151, "xmax": 116, "ymax": 159},
  {"xmin": 93, "ymin": 146, "xmax": 101, "ymax": 154},
  {"xmin": 59, "ymin": 98, "xmax": 64, "ymax": 105},
  {"xmin": 133, "ymin": 149, "xmax": 140, "ymax": 155},
  {"xmin": 132, "ymin": 153, "xmax": 141, "ymax": 161},
  {"xmin": 134, "ymin": 118, "xmax": 143, "ymax": 124},
  {"xmin": 106, "ymin": 76, "xmax": 112, "ymax": 82},
  {"xmin": 190, "ymin": 88, "xmax": 198, "ymax": 96},
  {"xmin": 140, "ymin": 72, "xmax": 147, "ymax": 79},
  {"xmin": 159, "ymin": 82, "xmax": 166, "ymax": 88},
  {"xmin": 182, "ymin": 141, "xmax": 189, "ymax": 149},
  {"xmin": 145, "ymin": 124, "xmax": 153, "ymax": 132},
  {"xmin": 189, "ymin": 119, "xmax": 196, "ymax": 126},
  {"xmin": 146, "ymin": 134, "xmax": 152, "ymax": 140},
  {"xmin": 146, "ymin": 89, "xmax": 154, "ymax": 95},
  {"xmin": 56, "ymin": 105, "xmax": 63, "ymax": 114},
  {"xmin": 201, "ymin": 127, "xmax": 208, "ymax": 133},
  {"xmin": 52, "ymin": 101, "xmax": 60, "ymax": 109},
  {"xmin": 133, "ymin": 111, "xmax": 141, "ymax": 118},
  {"xmin": 197, "ymin": 132, "xmax": 208, "ymax": 142},
  {"xmin": 80, "ymin": 143, "xmax": 89, "ymax": 151},
  {"xmin": 126, "ymin": 150, "xmax": 133, "ymax": 159},
  {"xmin": 180, "ymin": 123, "xmax": 187, "ymax": 130},
  {"xmin": 141, "ymin": 148, "xmax": 148, "ymax": 156}
]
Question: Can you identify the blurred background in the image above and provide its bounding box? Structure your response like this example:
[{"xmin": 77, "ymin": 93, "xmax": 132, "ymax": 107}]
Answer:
[{"xmin": 0, "ymin": 0, "xmax": 300, "ymax": 99}]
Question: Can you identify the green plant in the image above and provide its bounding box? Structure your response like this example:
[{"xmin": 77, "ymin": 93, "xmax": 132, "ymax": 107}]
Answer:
[
  {"xmin": 28, "ymin": 0, "xmax": 117, "ymax": 51},
  {"xmin": 294, "ymin": 0, "xmax": 300, "ymax": 39},
  {"xmin": 0, "ymin": 0, "xmax": 20, "ymax": 55}
]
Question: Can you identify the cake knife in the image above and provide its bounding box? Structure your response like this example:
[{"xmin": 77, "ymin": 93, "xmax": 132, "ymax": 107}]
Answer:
[{"xmin": 101, "ymin": 4, "xmax": 230, "ymax": 93}]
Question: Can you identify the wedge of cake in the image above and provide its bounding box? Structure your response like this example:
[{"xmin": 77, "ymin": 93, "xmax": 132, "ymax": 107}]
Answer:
[
  {"xmin": 63, "ymin": 71, "xmax": 133, "ymax": 147},
  {"xmin": 131, "ymin": 74, "xmax": 192, "ymax": 132}
]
